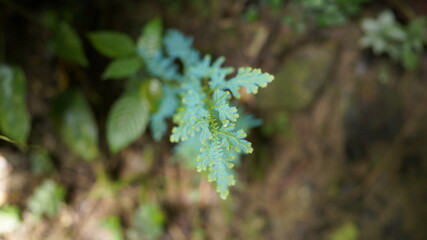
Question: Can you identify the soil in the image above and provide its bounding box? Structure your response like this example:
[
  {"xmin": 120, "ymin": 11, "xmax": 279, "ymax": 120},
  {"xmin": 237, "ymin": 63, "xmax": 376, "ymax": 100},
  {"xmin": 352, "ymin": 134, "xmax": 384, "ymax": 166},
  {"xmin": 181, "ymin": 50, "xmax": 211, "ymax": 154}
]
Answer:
[{"xmin": 1, "ymin": 0, "xmax": 427, "ymax": 240}]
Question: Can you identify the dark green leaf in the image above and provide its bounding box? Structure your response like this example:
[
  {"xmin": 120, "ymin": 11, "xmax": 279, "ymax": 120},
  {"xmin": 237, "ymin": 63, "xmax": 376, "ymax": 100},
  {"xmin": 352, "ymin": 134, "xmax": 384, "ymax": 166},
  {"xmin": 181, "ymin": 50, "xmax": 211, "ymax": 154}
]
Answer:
[
  {"xmin": 107, "ymin": 91, "xmax": 149, "ymax": 154},
  {"xmin": 102, "ymin": 56, "xmax": 142, "ymax": 79},
  {"xmin": 52, "ymin": 90, "xmax": 99, "ymax": 161},
  {"xmin": 137, "ymin": 18, "xmax": 163, "ymax": 56},
  {"xmin": 88, "ymin": 31, "xmax": 135, "ymax": 58},
  {"xmin": 51, "ymin": 21, "xmax": 88, "ymax": 66},
  {"xmin": 0, "ymin": 65, "xmax": 30, "ymax": 145}
]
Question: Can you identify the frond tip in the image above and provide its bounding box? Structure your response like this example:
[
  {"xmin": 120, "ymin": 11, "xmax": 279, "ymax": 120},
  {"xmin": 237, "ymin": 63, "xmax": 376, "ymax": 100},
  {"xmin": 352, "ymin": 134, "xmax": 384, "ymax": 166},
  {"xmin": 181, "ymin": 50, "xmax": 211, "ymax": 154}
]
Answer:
[{"xmin": 220, "ymin": 67, "xmax": 274, "ymax": 98}]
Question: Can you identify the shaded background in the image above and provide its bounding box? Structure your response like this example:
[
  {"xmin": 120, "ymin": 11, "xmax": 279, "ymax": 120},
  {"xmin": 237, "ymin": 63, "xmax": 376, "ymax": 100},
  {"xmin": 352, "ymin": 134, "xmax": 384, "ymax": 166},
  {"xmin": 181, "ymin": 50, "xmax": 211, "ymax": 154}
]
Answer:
[{"xmin": 1, "ymin": 0, "xmax": 427, "ymax": 239}]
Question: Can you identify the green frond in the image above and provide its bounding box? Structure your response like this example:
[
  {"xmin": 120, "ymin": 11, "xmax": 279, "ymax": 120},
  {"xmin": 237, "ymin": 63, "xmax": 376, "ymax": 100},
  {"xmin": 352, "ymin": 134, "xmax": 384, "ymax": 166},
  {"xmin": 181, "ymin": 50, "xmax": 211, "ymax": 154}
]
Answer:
[
  {"xmin": 213, "ymin": 90, "xmax": 239, "ymax": 125},
  {"xmin": 197, "ymin": 141, "xmax": 236, "ymax": 199},
  {"xmin": 150, "ymin": 85, "xmax": 179, "ymax": 141},
  {"xmin": 219, "ymin": 67, "xmax": 274, "ymax": 98},
  {"xmin": 164, "ymin": 29, "xmax": 200, "ymax": 67}
]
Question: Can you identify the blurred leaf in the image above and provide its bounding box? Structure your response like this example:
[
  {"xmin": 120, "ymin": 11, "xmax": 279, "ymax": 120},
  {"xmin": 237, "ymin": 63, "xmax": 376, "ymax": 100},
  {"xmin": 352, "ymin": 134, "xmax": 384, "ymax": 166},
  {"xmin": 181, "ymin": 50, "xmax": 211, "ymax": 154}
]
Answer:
[
  {"xmin": 0, "ymin": 65, "xmax": 30, "ymax": 145},
  {"xmin": 88, "ymin": 31, "xmax": 135, "ymax": 58},
  {"xmin": 101, "ymin": 216, "xmax": 124, "ymax": 240},
  {"xmin": 107, "ymin": 91, "xmax": 149, "ymax": 153},
  {"xmin": 27, "ymin": 179, "xmax": 65, "ymax": 219},
  {"xmin": 140, "ymin": 78, "xmax": 162, "ymax": 112},
  {"xmin": 149, "ymin": 84, "xmax": 178, "ymax": 141},
  {"xmin": 385, "ymin": 26, "xmax": 406, "ymax": 41},
  {"xmin": 51, "ymin": 21, "xmax": 88, "ymax": 66},
  {"xmin": 329, "ymin": 221, "xmax": 359, "ymax": 240},
  {"xmin": 402, "ymin": 43, "xmax": 419, "ymax": 70},
  {"xmin": 235, "ymin": 109, "xmax": 262, "ymax": 131},
  {"xmin": 361, "ymin": 10, "xmax": 426, "ymax": 70},
  {"xmin": 299, "ymin": 0, "xmax": 369, "ymax": 27},
  {"xmin": 0, "ymin": 205, "xmax": 20, "ymax": 234},
  {"xmin": 244, "ymin": 5, "xmax": 259, "ymax": 22},
  {"xmin": 30, "ymin": 148, "xmax": 55, "ymax": 176},
  {"xmin": 137, "ymin": 18, "xmax": 163, "ymax": 57},
  {"xmin": 406, "ymin": 17, "xmax": 426, "ymax": 48},
  {"xmin": 174, "ymin": 136, "xmax": 201, "ymax": 168},
  {"xmin": 268, "ymin": 0, "xmax": 283, "ymax": 9},
  {"xmin": 52, "ymin": 90, "xmax": 99, "ymax": 161},
  {"xmin": 127, "ymin": 202, "xmax": 165, "ymax": 240},
  {"xmin": 102, "ymin": 56, "xmax": 142, "ymax": 79}
]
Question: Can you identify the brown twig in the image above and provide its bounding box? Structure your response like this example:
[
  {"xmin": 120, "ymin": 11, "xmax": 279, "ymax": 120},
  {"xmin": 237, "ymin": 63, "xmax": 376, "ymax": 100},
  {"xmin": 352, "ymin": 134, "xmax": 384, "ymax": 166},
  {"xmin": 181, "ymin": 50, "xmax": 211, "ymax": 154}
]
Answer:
[{"xmin": 382, "ymin": 0, "xmax": 417, "ymax": 20}]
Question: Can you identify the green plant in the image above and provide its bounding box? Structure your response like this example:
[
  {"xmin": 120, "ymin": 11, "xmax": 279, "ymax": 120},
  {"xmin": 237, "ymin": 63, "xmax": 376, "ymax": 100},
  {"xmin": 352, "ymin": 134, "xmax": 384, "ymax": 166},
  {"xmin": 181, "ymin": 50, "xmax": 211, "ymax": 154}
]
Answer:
[
  {"xmin": 0, "ymin": 205, "xmax": 21, "ymax": 234},
  {"xmin": 101, "ymin": 215, "xmax": 124, "ymax": 240},
  {"xmin": 127, "ymin": 202, "xmax": 165, "ymax": 240},
  {"xmin": 361, "ymin": 10, "xmax": 426, "ymax": 70},
  {"xmin": 287, "ymin": 0, "xmax": 370, "ymax": 28},
  {"xmin": 89, "ymin": 19, "xmax": 274, "ymax": 199},
  {"xmin": 43, "ymin": 9, "xmax": 89, "ymax": 66},
  {"xmin": 30, "ymin": 148, "xmax": 55, "ymax": 175},
  {"xmin": 51, "ymin": 89, "xmax": 99, "ymax": 161},
  {"xmin": 27, "ymin": 179, "xmax": 65, "ymax": 219},
  {"xmin": 0, "ymin": 64, "xmax": 30, "ymax": 145}
]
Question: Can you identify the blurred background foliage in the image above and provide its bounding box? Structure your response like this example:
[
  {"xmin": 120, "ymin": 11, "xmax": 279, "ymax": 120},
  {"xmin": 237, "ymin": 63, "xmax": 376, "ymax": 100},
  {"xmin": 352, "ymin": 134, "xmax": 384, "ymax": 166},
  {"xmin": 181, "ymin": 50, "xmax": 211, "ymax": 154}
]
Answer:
[{"xmin": 1, "ymin": 0, "xmax": 427, "ymax": 239}]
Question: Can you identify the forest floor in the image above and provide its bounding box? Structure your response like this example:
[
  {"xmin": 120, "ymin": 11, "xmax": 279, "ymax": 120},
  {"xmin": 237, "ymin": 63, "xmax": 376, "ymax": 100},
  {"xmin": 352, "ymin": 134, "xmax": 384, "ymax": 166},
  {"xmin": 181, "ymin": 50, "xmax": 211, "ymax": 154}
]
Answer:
[{"xmin": 1, "ymin": 1, "xmax": 427, "ymax": 240}]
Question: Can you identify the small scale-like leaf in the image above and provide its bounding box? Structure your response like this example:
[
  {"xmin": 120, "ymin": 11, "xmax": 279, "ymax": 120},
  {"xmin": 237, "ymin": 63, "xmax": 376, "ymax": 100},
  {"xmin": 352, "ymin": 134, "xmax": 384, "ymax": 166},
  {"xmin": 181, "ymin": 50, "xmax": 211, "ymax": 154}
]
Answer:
[
  {"xmin": 107, "ymin": 91, "xmax": 149, "ymax": 153},
  {"xmin": 52, "ymin": 90, "xmax": 99, "ymax": 161},
  {"xmin": 0, "ymin": 65, "xmax": 30, "ymax": 145},
  {"xmin": 51, "ymin": 21, "xmax": 88, "ymax": 66},
  {"xmin": 197, "ymin": 141, "xmax": 236, "ymax": 199},
  {"xmin": 213, "ymin": 90, "xmax": 238, "ymax": 124},
  {"xmin": 102, "ymin": 56, "xmax": 142, "ymax": 79},
  {"xmin": 217, "ymin": 125, "xmax": 253, "ymax": 153},
  {"xmin": 88, "ymin": 31, "xmax": 135, "ymax": 58}
]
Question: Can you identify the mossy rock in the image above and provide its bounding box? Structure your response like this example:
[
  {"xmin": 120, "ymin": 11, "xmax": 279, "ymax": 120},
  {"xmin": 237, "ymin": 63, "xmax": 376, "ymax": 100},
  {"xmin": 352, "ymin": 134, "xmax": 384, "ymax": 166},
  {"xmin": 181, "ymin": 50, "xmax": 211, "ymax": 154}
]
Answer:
[{"xmin": 258, "ymin": 41, "xmax": 338, "ymax": 111}]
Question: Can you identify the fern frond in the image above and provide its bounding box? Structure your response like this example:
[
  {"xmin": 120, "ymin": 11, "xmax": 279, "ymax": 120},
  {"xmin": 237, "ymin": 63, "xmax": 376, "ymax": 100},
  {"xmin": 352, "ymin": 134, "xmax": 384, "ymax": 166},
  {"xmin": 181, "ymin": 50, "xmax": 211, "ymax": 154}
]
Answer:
[
  {"xmin": 139, "ymin": 51, "xmax": 178, "ymax": 81},
  {"xmin": 170, "ymin": 83, "xmax": 209, "ymax": 142},
  {"xmin": 138, "ymin": 28, "xmax": 274, "ymax": 199},
  {"xmin": 235, "ymin": 109, "xmax": 263, "ymax": 131},
  {"xmin": 197, "ymin": 140, "xmax": 236, "ymax": 199},
  {"xmin": 150, "ymin": 85, "xmax": 179, "ymax": 141},
  {"xmin": 164, "ymin": 29, "xmax": 200, "ymax": 67},
  {"xmin": 218, "ymin": 67, "xmax": 274, "ymax": 98},
  {"xmin": 189, "ymin": 56, "xmax": 234, "ymax": 87},
  {"xmin": 213, "ymin": 90, "xmax": 239, "ymax": 124},
  {"xmin": 216, "ymin": 123, "xmax": 253, "ymax": 153}
]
